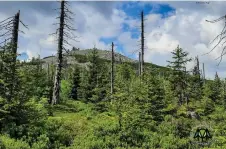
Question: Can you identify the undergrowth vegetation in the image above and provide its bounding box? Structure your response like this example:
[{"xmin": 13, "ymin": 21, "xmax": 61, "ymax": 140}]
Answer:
[{"xmin": 1, "ymin": 31, "xmax": 226, "ymax": 149}]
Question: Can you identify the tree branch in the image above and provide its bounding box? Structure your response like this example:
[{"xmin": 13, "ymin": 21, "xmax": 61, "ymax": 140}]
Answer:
[
  {"xmin": 0, "ymin": 16, "xmax": 14, "ymax": 24},
  {"xmin": 0, "ymin": 30, "xmax": 11, "ymax": 37},
  {"xmin": 19, "ymin": 20, "xmax": 29, "ymax": 30},
  {"xmin": 206, "ymin": 15, "xmax": 226, "ymax": 23}
]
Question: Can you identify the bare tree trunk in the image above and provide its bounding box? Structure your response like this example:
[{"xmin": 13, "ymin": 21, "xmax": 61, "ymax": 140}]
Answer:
[
  {"xmin": 139, "ymin": 52, "xmax": 141, "ymax": 76},
  {"xmin": 141, "ymin": 11, "xmax": 144, "ymax": 76},
  {"xmin": 203, "ymin": 63, "xmax": 205, "ymax": 85},
  {"xmin": 47, "ymin": 63, "xmax": 50, "ymax": 82},
  {"xmin": 196, "ymin": 56, "xmax": 199, "ymax": 70},
  {"xmin": 52, "ymin": 0, "xmax": 65, "ymax": 105},
  {"xmin": 11, "ymin": 11, "xmax": 20, "ymax": 66},
  {"xmin": 51, "ymin": 54, "xmax": 54, "ymax": 81},
  {"xmin": 195, "ymin": 56, "xmax": 201, "ymax": 81},
  {"xmin": 9, "ymin": 10, "xmax": 20, "ymax": 100},
  {"xmin": 111, "ymin": 42, "xmax": 114, "ymax": 95}
]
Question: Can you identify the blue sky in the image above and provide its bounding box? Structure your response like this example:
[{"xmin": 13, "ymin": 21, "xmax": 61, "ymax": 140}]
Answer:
[
  {"xmin": 13, "ymin": 2, "xmax": 177, "ymax": 61},
  {"xmin": 107, "ymin": 2, "xmax": 176, "ymax": 59},
  {"xmin": 1, "ymin": 1, "xmax": 226, "ymax": 79}
]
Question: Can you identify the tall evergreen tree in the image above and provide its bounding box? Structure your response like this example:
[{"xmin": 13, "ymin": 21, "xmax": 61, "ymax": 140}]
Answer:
[
  {"xmin": 0, "ymin": 43, "xmax": 20, "ymax": 100},
  {"xmin": 81, "ymin": 47, "xmax": 100, "ymax": 102},
  {"xmin": 223, "ymin": 78, "xmax": 226, "ymax": 109},
  {"xmin": 190, "ymin": 56, "xmax": 203, "ymax": 100},
  {"xmin": 19, "ymin": 57, "xmax": 48, "ymax": 99},
  {"xmin": 70, "ymin": 66, "xmax": 80, "ymax": 100},
  {"xmin": 209, "ymin": 72, "xmax": 222, "ymax": 103},
  {"xmin": 89, "ymin": 47, "xmax": 99, "ymax": 88},
  {"xmin": 146, "ymin": 75, "xmax": 165, "ymax": 122},
  {"xmin": 167, "ymin": 45, "xmax": 192, "ymax": 105}
]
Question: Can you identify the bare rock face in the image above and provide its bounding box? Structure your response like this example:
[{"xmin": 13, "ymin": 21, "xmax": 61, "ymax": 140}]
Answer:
[{"xmin": 187, "ymin": 111, "xmax": 200, "ymax": 119}]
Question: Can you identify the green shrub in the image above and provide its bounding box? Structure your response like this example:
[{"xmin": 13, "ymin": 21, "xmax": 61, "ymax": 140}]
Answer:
[{"xmin": 0, "ymin": 135, "xmax": 30, "ymax": 149}]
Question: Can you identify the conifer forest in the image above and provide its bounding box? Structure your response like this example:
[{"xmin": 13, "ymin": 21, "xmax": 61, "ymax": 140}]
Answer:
[{"xmin": 1, "ymin": 1, "xmax": 226, "ymax": 149}]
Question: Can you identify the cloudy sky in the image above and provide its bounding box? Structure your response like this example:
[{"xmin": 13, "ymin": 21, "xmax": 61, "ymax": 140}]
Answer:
[{"xmin": 0, "ymin": 1, "xmax": 226, "ymax": 79}]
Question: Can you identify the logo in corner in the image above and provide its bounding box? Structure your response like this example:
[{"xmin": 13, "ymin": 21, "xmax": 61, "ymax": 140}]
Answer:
[{"xmin": 190, "ymin": 124, "xmax": 213, "ymax": 146}]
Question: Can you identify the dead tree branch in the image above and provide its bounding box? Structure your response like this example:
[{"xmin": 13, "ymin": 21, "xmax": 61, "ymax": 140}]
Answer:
[
  {"xmin": 52, "ymin": 0, "xmax": 78, "ymax": 105},
  {"xmin": 204, "ymin": 15, "xmax": 226, "ymax": 65}
]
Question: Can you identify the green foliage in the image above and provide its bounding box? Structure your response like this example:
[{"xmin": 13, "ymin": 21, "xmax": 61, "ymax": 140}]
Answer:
[
  {"xmin": 18, "ymin": 58, "xmax": 48, "ymax": 99},
  {"xmin": 0, "ymin": 44, "xmax": 20, "ymax": 100},
  {"xmin": 72, "ymin": 54, "xmax": 88, "ymax": 63},
  {"xmin": 60, "ymin": 80, "xmax": 71, "ymax": 101},
  {"xmin": 2, "ymin": 41, "xmax": 226, "ymax": 149},
  {"xmin": 167, "ymin": 45, "xmax": 192, "ymax": 105},
  {"xmin": 146, "ymin": 75, "xmax": 165, "ymax": 122},
  {"xmin": 190, "ymin": 57, "xmax": 203, "ymax": 101},
  {"xmin": 209, "ymin": 72, "xmax": 222, "ymax": 104},
  {"xmin": 69, "ymin": 66, "xmax": 81, "ymax": 100},
  {"xmin": 0, "ymin": 135, "xmax": 30, "ymax": 149}
]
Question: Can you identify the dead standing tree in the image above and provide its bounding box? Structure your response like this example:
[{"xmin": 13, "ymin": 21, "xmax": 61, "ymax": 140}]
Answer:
[
  {"xmin": 203, "ymin": 63, "xmax": 205, "ymax": 84},
  {"xmin": 139, "ymin": 52, "xmax": 141, "ymax": 76},
  {"xmin": 0, "ymin": 10, "xmax": 28, "ymax": 100},
  {"xmin": 140, "ymin": 11, "xmax": 145, "ymax": 76},
  {"xmin": 111, "ymin": 42, "xmax": 114, "ymax": 95},
  {"xmin": 51, "ymin": 0, "xmax": 77, "ymax": 105}
]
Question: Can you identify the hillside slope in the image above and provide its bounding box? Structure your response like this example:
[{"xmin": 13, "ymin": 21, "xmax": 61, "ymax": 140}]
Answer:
[{"xmin": 41, "ymin": 49, "xmax": 168, "ymax": 71}]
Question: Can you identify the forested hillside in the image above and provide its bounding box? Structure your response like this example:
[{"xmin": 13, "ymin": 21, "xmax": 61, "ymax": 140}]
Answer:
[
  {"xmin": 1, "ymin": 1, "xmax": 226, "ymax": 149},
  {"xmin": 41, "ymin": 48, "xmax": 169, "ymax": 76}
]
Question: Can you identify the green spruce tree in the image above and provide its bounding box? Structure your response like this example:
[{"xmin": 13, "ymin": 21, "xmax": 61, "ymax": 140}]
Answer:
[
  {"xmin": 190, "ymin": 56, "xmax": 203, "ymax": 101},
  {"xmin": 167, "ymin": 45, "xmax": 192, "ymax": 105},
  {"xmin": 146, "ymin": 75, "xmax": 165, "ymax": 122},
  {"xmin": 70, "ymin": 66, "xmax": 80, "ymax": 100},
  {"xmin": 82, "ymin": 47, "xmax": 100, "ymax": 102},
  {"xmin": 209, "ymin": 72, "xmax": 222, "ymax": 104}
]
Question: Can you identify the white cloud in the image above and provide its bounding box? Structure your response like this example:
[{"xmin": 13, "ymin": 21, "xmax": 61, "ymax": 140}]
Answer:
[
  {"xmin": 39, "ymin": 36, "xmax": 56, "ymax": 48},
  {"xmin": 2, "ymin": 1, "xmax": 226, "ymax": 79},
  {"xmin": 0, "ymin": 2, "xmax": 128, "ymax": 60},
  {"xmin": 118, "ymin": 32, "xmax": 138, "ymax": 54},
  {"xmin": 137, "ymin": 3, "xmax": 226, "ymax": 79},
  {"xmin": 146, "ymin": 30, "xmax": 179, "ymax": 54}
]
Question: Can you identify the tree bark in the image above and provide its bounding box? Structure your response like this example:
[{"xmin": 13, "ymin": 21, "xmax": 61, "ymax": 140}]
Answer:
[
  {"xmin": 9, "ymin": 10, "xmax": 20, "ymax": 100},
  {"xmin": 111, "ymin": 42, "xmax": 114, "ymax": 95},
  {"xmin": 203, "ymin": 63, "xmax": 205, "ymax": 85},
  {"xmin": 139, "ymin": 52, "xmax": 141, "ymax": 76},
  {"xmin": 141, "ymin": 11, "xmax": 144, "ymax": 76},
  {"xmin": 52, "ymin": 0, "xmax": 65, "ymax": 105}
]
